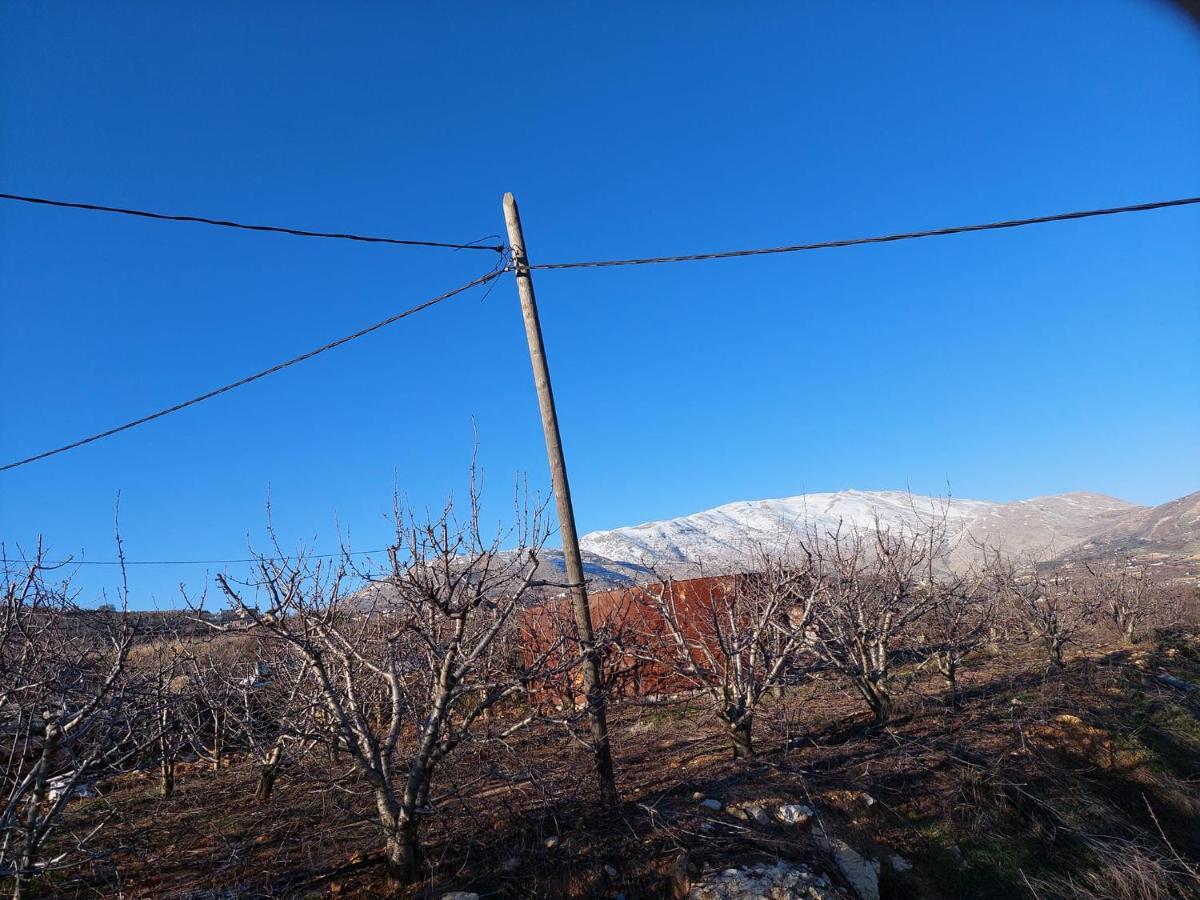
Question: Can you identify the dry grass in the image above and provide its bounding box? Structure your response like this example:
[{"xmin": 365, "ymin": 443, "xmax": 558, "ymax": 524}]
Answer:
[{"xmin": 30, "ymin": 627, "xmax": 1200, "ymax": 899}]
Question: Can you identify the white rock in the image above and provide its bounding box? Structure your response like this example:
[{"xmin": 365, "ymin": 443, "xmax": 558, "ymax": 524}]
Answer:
[
  {"xmin": 775, "ymin": 803, "xmax": 815, "ymax": 825},
  {"xmin": 889, "ymin": 854, "xmax": 913, "ymax": 873},
  {"xmin": 45, "ymin": 774, "xmax": 94, "ymax": 805},
  {"xmin": 544, "ymin": 835, "xmax": 560, "ymax": 849},
  {"xmin": 687, "ymin": 859, "xmax": 846, "ymax": 899},
  {"xmin": 815, "ymin": 830, "xmax": 880, "ymax": 900},
  {"xmin": 699, "ymin": 798, "xmax": 722, "ymax": 811}
]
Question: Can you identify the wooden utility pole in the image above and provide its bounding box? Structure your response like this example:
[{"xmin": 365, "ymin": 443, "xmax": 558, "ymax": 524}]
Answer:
[{"xmin": 502, "ymin": 192, "xmax": 618, "ymax": 807}]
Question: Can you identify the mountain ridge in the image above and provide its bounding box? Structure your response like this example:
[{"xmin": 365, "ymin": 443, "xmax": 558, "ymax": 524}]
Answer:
[{"xmin": 577, "ymin": 489, "xmax": 1197, "ymax": 578}]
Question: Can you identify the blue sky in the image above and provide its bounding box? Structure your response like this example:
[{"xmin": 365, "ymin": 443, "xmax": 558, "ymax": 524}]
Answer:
[{"xmin": 2, "ymin": 2, "xmax": 1197, "ymax": 608}]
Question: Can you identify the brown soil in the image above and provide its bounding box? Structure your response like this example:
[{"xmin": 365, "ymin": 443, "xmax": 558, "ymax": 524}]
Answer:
[{"xmin": 34, "ymin": 628, "xmax": 1200, "ymax": 899}]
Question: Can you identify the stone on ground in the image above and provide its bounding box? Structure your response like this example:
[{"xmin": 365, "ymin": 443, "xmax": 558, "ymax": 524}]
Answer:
[
  {"xmin": 813, "ymin": 830, "xmax": 880, "ymax": 900},
  {"xmin": 775, "ymin": 803, "xmax": 816, "ymax": 826},
  {"xmin": 687, "ymin": 860, "xmax": 847, "ymax": 899}
]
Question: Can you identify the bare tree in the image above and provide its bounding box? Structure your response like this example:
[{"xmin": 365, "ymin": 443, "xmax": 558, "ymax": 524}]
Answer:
[
  {"xmin": 179, "ymin": 588, "xmax": 316, "ymax": 804},
  {"xmin": 134, "ymin": 637, "xmax": 190, "ymax": 800},
  {"xmin": 636, "ymin": 551, "xmax": 821, "ymax": 759},
  {"xmin": 519, "ymin": 593, "xmax": 635, "ymax": 721},
  {"xmin": 989, "ymin": 556, "xmax": 1096, "ymax": 668},
  {"xmin": 804, "ymin": 516, "xmax": 950, "ymax": 724},
  {"xmin": 921, "ymin": 567, "xmax": 995, "ymax": 704},
  {"xmin": 0, "ymin": 543, "xmax": 136, "ymax": 899},
  {"xmin": 1085, "ymin": 559, "xmax": 1161, "ymax": 645},
  {"xmin": 178, "ymin": 643, "xmax": 236, "ymax": 775},
  {"xmin": 215, "ymin": 481, "xmax": 550, "ymax": 885},
  {"xmin": 223, "ymin": 636, "xmax": 315, "ymax": 804}
]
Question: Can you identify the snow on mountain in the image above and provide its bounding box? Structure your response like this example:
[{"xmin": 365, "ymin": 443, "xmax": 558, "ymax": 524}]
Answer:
[{"xmin": 579, "ymin": 490, "xmax": 1144, "ymax": 574}]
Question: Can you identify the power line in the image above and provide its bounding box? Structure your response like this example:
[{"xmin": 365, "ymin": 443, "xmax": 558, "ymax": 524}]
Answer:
[
  {"xmin": 0, "ymin": 267, "xmax": 508, "ymax": 473},
  {"xmin": 0, "ymin": 192, "xmax": 505, "ymax": 253},
  {"xmin": 527, "ymin": 196, "xmax": 1200, "ymax": 270},
  {"xmin": 5, "ymin": 194, "xmax": 1195, "ymax": 473},
  {"xmin": 22, "ymin": 548, "xmax": 391, "ymax": 567}
]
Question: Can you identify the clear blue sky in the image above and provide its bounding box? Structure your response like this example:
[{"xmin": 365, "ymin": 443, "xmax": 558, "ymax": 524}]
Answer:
[{"xmin": 2, "ymin": 2, "xmax": 1197, "ymax": 608}]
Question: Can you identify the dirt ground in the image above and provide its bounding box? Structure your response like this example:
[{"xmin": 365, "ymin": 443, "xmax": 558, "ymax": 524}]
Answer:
[{"xmin": 35, "ymin": 626, "xmax": 1200, "ymax": 899}]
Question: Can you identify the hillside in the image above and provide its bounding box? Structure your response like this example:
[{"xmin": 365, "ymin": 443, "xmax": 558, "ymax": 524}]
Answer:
[
  {"xmin": 579, "ymin": 489, "xmax": 1154, "ymax": 575},
  {"xmin": 531, "ymin": 549, "xmax": 655, "ymax": 594},
  {"xmin": 1069, "ymin": 490, "xmax": 1200, "ymax": 561},
  {"xmin": 947, "ymin": 492, "xmax": 1142, "ymax": 568}
]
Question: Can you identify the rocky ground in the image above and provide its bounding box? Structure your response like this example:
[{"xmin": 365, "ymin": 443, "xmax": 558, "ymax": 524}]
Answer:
[{"xmin": 33, "ymin": 627, "xmax": 1200, "ymax": 899}]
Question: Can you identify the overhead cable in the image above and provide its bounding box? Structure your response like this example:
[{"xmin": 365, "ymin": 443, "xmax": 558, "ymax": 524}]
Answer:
[
  {"xmin": 0, "ymin": 191, "xmax": 505, "ymax": 253},
  {"xmin": 20, "ymin": 548, "xmax": 389, "ymax": 567},
  {"xmin": 0, "ymin": 267, "xmax": 507, "ymax": 473},
  {"xmin": 527, "ymin": 196, "xmax": 1200, "ymax": 270}
]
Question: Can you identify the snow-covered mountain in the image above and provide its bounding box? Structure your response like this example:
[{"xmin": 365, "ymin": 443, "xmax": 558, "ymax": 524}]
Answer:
[
  {"xmin": 350, "ymin": 490, "xmax": 1196, "ymax": 604},
  {"xmin": 579, "ymin": 490, "xmax": 1145, "ymax": 575}
]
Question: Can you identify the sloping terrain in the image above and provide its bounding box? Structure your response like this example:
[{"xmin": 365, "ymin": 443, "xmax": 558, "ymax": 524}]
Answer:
[
  {"xmin": 1069, "ymin": 490, "xmax": 1200, "ymax": 561},
  {"xmin": 346, "ymin": 489, "xmax": 1197, "ymax": 603},
  {"xmin": 947, "ymin": 492, "xmax": 1140, "ymax": 568},
  {"xmin": 531, "ymin": 549, "xmax": 655, "ymax": 594},
  {"xmin": 581, "ymin": 491, "xmax": 996, "ymax": 572},
  {"xmin": 580, "ymin": 490, "xmax": 1152, "ymax": 575}
]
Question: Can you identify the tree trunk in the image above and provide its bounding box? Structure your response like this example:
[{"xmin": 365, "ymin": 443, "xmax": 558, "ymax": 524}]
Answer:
[
  {"xmin": 855, "ymin": 678, "xmax": 892, "ymax": 724},
  {"xmin": 159, "ymin": 757, "xmax": 175, "ymax": 799},
  {"xmin": 15, "ymin": 722, "xmax": 60, "ymax": 899},
  {"xmin": 940, "ymin": 656, "xmax": 959, "ymax": 706},
  {"xmin": 729, "ymin": 716, "xmax": 755, "ymax": 760},
  {"xmin": 157, "ymin": 703, "xmax": 174, "ymax": 798},
  {"xmin": 986, "ymin": 626, "xmax": 1003, "ymax": 656},
  {"xmin": 1123, "ymin": 617, "xmax": 1139, "ymax": 646},
  {"xmin": 254, "ymin": 745, "xmax": 284, "ymax": 803},
  {"xmin": 1047, "ymin": 637, "xmax": 1065, "ymax": 668},
  {"xmin": 383, "ymin": 821, "xmax": 423, "ymax": 886},
  {"xmin": 211, "ymin": 711, "xmax": 222, "ymax": 772},
  {"xmin": 375, "ymin": 782, "xmax": 425, "ymax": 886}
]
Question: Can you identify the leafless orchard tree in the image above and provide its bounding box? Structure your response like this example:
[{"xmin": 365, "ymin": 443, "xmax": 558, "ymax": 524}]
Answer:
[
  {"xmin": 123, "ymin": 611, "xmax": 269, "ymax": 801},
  {"xmin": 803, "ymin": 516, "xmax": 951, "ymax": 724},
  {"xmin": 1084, "ymin": 559, "xmax": 1162, "ymax": 645},
  {"xmin": 920, "ymin": 567, "xmax": 996, "ymax": 705},
  {"xmin": 131, "ymin": 636, "xmax": 191, "ymax": 800},
  {"xmin": 177, "ymin": 640, "xmax": 240, "ymax": 775},
  {"xmin": 215, "ymin": 480, "xmax": 552, "ymax": 885},
  {"xmin": 1161, "ymin": 581, "xmax": 1200, "ymax": 631},
  {"xmin": 180, "ymin": 588, "xmax": 323, "ymax": 804},
  {"xmin": 987, "ymin": 555, "xmax": 1097, "ymax": 668},
  {"xmin": 219, "ymin": 639, "xmax": 317, "ymax": 805},
  {"xmin": 638, "ymin": 550, "xmax": 821, "ymax": 760},
  {"xmin": 0, "ymin": 543, "xmax": 137, "ymax": 900}
]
